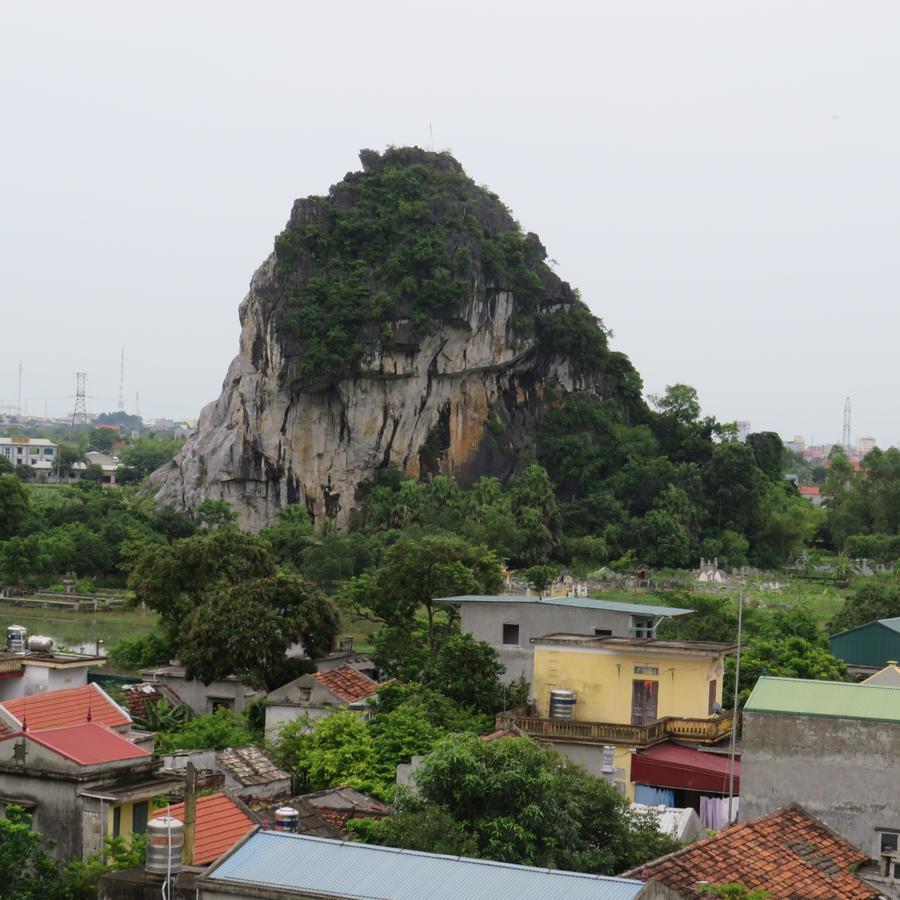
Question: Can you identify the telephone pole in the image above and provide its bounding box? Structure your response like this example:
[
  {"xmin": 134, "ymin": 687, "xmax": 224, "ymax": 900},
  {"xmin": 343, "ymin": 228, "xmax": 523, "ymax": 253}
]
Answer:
[{"xmin": 71, "ymin": 373, "xmax": 89, "ymax": 426}]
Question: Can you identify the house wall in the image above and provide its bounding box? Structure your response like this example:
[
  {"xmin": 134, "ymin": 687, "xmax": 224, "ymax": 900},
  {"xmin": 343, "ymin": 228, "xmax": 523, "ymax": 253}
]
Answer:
[
  {"xmin": 0, "ymin": 663, "xmax": 91, "ymax": 701},
  {"xmin": 458, "ymin": 603, "xmax": 651, "ymax": 685},
  {"xmin": 740, "ymin": 710, "xmax": 900, "ymax": 857},
  {"xmin": 265, "ymin": 703, "xmax": 331, "ymax": 740},
  {"xmin": 150, "ymin": 673, "xmax": 259, "ymax": 716},
  {"xmin": 531, "ymin": 645, "xmax": 723, "ymax": 723}
]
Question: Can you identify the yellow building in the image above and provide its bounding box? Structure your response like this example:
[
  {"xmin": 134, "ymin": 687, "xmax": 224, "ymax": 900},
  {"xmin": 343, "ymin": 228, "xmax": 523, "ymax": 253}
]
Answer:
[{"xmin": 500, "ymin": 633, "xmax": 736, "ymax": 799}]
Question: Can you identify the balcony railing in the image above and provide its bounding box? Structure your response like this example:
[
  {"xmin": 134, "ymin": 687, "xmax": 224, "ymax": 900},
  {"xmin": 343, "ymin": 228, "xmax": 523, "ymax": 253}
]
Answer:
[
  {"xmin": 0, "ymin": 658, "xmax": 24, "ymax": 675},
  {"xmin": 497, "ymin": 710, "xmax": 733, "ymax": 748}
]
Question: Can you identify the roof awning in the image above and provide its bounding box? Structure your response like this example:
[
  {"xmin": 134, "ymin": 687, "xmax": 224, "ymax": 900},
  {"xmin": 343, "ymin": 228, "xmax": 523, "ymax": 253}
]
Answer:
[{"xmin": 631, "ymin": 741, "xmax": 740, "ymax": 795}]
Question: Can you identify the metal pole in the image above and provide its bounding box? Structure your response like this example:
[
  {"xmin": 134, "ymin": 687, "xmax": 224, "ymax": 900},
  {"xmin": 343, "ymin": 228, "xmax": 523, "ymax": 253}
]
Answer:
[{"xmin": 727, "ymin": 583, "xmax": 744, "ymax": 824}]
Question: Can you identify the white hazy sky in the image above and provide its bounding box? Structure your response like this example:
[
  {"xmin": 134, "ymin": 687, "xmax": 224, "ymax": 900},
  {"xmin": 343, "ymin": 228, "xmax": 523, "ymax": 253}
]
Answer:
[{"xmin": 2, "ymin": 2, "xmax": 898, "ymax": 446}]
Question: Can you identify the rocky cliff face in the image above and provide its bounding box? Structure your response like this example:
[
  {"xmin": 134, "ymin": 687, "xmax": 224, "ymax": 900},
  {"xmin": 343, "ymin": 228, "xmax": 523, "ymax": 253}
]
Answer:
[{"xmin": 150, "ymin": 148, "xmax": 638, "ymax": 528}]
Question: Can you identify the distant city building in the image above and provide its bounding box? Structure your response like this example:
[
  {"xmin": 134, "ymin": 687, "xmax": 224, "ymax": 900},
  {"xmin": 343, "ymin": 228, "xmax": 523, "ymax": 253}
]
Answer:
[
  {"xmin": 784, "ymin": 434, "xmax": 806, "ymax": 455},
  {"xmin": 0, "ymin": 436, "xmax": 56, "ymax": 474},
  {"xmin": 857, "ymin": 436, "xmax": 877, "ymax": 454},
  {"xmin": 736, "ymin": 420, "xmax": 751, "ymax": 442}
]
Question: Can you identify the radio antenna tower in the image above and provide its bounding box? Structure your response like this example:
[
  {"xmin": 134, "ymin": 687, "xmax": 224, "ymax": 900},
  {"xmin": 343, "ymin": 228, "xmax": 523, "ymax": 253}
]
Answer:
[
  {"xmin": 842, "ymin": 396, "xmax": 851, "ymax": 451},
  {"xmin": 118, "ymin": 347, "xmax": 125, "ymax": 412},
  {"xmin": 16, "ymin": 360, "xmax": 23, "ymax": 415},
  {"xmin": 135, "ymin": 392, "xmax": 141, "ymax": 420},
  {"xmin": 71, "ymin": 373, "xmax": 89, "ymax": 426}
]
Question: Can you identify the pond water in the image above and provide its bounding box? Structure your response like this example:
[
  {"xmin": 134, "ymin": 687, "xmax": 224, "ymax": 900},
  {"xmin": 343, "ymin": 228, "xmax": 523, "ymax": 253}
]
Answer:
[{"xmin": 0, "ymin": 602, "xmax": 158, "ymax": 661}]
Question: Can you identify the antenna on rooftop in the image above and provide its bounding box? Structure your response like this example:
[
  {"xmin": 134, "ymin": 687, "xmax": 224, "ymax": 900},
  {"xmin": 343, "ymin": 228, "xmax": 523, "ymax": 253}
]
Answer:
[
  {"xmin": 842, "ymin": 397, "xmax": 851, "ymax": 452},
  {"xmin": 118, "ymin": 347, "xmax": 125, "ymax": 412}
]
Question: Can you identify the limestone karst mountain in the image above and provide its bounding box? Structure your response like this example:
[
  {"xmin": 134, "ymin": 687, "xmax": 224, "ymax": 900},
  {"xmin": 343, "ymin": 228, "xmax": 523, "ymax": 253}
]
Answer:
[{"xmin": 149, "ymin": 147, "xmax": 642, "ymax": 528}]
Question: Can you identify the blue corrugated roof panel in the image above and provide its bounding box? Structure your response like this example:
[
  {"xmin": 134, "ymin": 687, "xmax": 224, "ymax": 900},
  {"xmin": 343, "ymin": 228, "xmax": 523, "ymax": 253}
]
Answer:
[
  {"xmin": 436, "ymin": 594, "xmax": 693, "ymax": 617},
  {"xmin": 204, "ymin": 831, "xmax": 645, "ymax": 900}
]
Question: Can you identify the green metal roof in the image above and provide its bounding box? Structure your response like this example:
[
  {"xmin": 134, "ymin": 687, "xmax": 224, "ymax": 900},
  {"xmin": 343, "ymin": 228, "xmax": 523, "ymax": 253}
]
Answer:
[
  {"xmin": 744, "ymin": 676, "xmax": 900, "ymax": 723},
  {"xmin": 881, "ymin": 616, "xmax": 900, "ymax": 633},
  {"xmin": 435, "ymin": 594, "xmax": 693, "ymax": 617},
  {"xmin": 830, "ymin": 616, "xmax": 900, "ymax": 639}
]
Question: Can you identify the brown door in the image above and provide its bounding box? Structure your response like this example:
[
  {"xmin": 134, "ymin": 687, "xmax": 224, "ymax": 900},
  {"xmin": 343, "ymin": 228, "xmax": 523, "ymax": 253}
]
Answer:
[{"xmin": 631, "ymin": 679, "xmax": 659, "ymax": 726}]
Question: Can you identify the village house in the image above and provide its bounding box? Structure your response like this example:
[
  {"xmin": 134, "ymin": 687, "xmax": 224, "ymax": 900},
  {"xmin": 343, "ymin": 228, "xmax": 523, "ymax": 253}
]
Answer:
[
  {"xmin": 0, "ymin": 436, "xmax": 57, "ymax": 480},
  {"xmin": 623, "ymin": 805, "xmax": 879, "ymax": 898},
  {"xmin": 265, "ymin": 666, "xmax": 378, "ymax": 739},
  {"xmin": 0, "ymin": 722, "xmax": 185, "ymax": 860},
  {"xmin": 740, "ymin": 676, "xmax": 900, "ymax": 871},
  {"xmin": 436, "ymin": 594, "xmax": 694, "ymax": 684},
  {"xmin": 141, "ymin": 660, "xmax": 260, "ymax": 716},
  {"xmin": 165, "ymin": 792, "xmax": 257, "ymax": 867},
  {"xmin": 497, "ymin": 634, "xmax": 735, "ymax": 808}
]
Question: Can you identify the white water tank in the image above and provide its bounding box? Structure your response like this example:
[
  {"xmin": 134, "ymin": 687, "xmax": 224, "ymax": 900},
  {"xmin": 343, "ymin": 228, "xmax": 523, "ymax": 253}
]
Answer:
[{"xmin": 145, "ymin": 816, "xmax": 184, "ymax": 875}]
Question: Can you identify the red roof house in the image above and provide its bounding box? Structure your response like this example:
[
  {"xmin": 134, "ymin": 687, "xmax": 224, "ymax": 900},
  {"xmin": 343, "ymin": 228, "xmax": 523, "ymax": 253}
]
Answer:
[
  {"xmin": 166, "ymin": 792, "xmax": 257, "ymax": 865},
  {"xmin": 0, "ymin": 722, "xmax": 150, "ymax": 767},
  {"xmin": 622, "ymin": 804, "xmax": 877, "ymax": 898},
  {"xmin": 631, "ymin": 741, "xmax": 740, "ymax": 795},
  {"xmin": 0, "ymin": 683, "xmax": 131, "ymax": 733},
  {"xmin": 312, "ymin": 667, "xmax": 378, "ymax": 704}
]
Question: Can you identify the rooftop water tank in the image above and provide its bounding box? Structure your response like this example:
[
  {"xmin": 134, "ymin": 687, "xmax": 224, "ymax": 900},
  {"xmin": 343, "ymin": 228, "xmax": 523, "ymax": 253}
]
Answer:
[
  {"xmin": 274, "ymin": 806, "xmax": 300, "ymax": 833},
  {"xmin": 145, "ymin": 816, "xmax": 184, "ymax": 875},
  {"xmin": 6, "ymin": 625, "xmax": 27, "ymax": 654},
  {"xmin": 27, "ymin": 635, "xmax": 54, "ymax": 654},
  {"xmin": 549, "ymin": 689, "xmax": 577, "ymax": 720}
]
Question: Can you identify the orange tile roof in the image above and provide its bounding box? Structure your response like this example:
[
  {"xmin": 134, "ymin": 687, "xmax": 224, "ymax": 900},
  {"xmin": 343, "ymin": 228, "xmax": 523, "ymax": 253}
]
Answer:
[
  {"xmin": 798, "ymin": 485, "xmax": 821, "ymax": 496},
  {"xmin": 313, "ymin": 667, "xmax": 377, "ymax": 703},
  {"xmin": 2, "ymin": 684, "xmax": 130, "ymax": 731},
  {"xmin": 166, "ymin": 792, "xmax": 256, "ymax": 865},
  {"xmin": 0, "ymin": 723, "xmax": 150, "ymax": 766},
  {"xmin": 623, "ymin": 805, "xmax": 877, "ymax": 898}
]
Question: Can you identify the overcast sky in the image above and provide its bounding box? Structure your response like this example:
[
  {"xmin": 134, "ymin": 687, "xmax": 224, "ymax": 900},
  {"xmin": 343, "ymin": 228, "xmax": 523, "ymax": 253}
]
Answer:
[{"xmin": 2, "ymin": 2, "xmax": 897, "ymax": 447}]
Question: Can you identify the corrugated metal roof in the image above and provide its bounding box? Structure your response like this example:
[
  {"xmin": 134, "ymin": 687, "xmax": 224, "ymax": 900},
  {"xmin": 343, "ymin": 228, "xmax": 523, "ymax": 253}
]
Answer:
[
  {"xmin": 205, "ymin": 831, "xmax": 644, "ymax": 900},
  {"xmin": 0, "ymin": 723, "xmax": 150, "ymax": 766},
  {"xmin": 880, "ymin": 616, "xmax": 900, "ymax": 633},
  {"xmin": 745, "ymin": 676, "xmax": 900, "ymax": 722},
  {"xmin": 436, "ymin": 594, "xmax": 693, "ymax": 617}
]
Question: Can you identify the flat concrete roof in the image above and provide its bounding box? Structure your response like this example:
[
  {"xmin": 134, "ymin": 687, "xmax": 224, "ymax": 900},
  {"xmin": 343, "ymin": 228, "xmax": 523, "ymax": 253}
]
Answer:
[
  {"xmin": 532, "ymin": 634, "xmax": 738, "ymax": 654},
  {"xmin": 436, "ymin": 594, "xmax": 694, "ymax": 617}
]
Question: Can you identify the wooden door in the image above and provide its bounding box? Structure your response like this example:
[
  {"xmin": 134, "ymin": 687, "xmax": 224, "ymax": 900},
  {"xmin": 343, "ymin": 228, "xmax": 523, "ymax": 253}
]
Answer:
[{"xmin": 631, "ymin": 679, "xmax": 659, "ymax": 726}]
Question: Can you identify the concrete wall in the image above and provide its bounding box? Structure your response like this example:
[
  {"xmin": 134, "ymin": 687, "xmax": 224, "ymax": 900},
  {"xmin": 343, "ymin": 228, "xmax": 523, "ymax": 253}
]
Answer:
[
  {"xmin": 458, "ymin": 603, "xmax": 646, "ymax": 685},
  {"xmin": 741, "ymin": 710, "xmax": 900, "ymax": 857},
  {"xmin": 531, "ymin": 644, "xmax": 724, "ymax": 723},
  {"xmin": 265, "ymin": 703, "xmax": 331, "ymax": 740},
  {"xmin": 0, "ymin": 663, "xmax": 91, "ymax": 701},
  {"xmin": 151, "ymin": 673, "xmax": 259, "ymax": 716}
]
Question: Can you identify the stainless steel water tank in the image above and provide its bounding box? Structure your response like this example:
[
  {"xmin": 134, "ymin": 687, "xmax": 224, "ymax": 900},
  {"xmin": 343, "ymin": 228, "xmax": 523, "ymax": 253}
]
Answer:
[
  {"xmin": 274, "ymin": 806, "xmax": 300, "ymax": 832},
  {"xmin": 549, "ymin": 689, "xmax": 577, "ymax": 720},
  {"xmin": 27, "ymin": 635, "xmax": 54, "ymax": 654},
  {"xmin": 7, "ymin": 625, "xmax": 27, "ymax": 654},
  {"xmin": 145, "ymin": 816, "xmax": 184, "ymax": 875}
]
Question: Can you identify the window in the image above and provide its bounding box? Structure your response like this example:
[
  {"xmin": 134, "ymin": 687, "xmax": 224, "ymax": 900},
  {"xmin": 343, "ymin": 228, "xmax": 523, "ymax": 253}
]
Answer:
[
  {"xmin": 594, "ymin": 628, "xmax": 612, "ymax": 637},
  {"xmin": 879, "ymin": 830, "xmax": 899, "ymax": 854},
  {"xmin": 634, "ymin": 666, "xmax": 659, "ymax": 676},
  {"xmin": 630, "ymin": 616, "xmax": 656, "ymax": 638},
  {"xmin": 502, "ymin": 623, "xmax": 520, "ymax": 646},
  {"xmin": 209, "ymin": 698, "xmax": 233, "ymax": 713},
  {"xmin": 709, "ymin": 680, "xmax": 719, "ymax": 714},
  {"xmin": 298, "ymin": 686, "xmax": 312, "ymax": 702},
  {"xmin": 132, "ymin": 801, "xmax": 149, "ymax": 835},
  {"xmin": 112, "ymin": 805, "xmax": 121, "ymax": 838}
]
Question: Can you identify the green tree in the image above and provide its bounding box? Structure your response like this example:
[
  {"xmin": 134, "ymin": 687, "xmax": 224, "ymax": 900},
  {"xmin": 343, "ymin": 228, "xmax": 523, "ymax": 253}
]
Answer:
[
  {"xmin": 196, "ymin": 499, "xmax": 238, "ymax": 530},
  {"xmin": 424, "ymin": 633, "xmax": 509, "ymax": 715},
  {"xmin": 65, "ymin": 834, "xmax": 146, "ymax": 900},
  {"xmin": 154, "ymin": 707, "xmax": 252, "ymax": 753},
  {"xmin": 828, "ymin": 578, "xmax": 900, "ymax": 633},
  {"xmin": 0, "ymin": 805, "xmax": 67, "ymax": 900},
  {"xmin": 87, "ymin": 428, "xmax": 117, "ymax": 453},
  {"xmin": 363, "ymin": 734, "xmax": 679, "ymax": 873},
  {"xmin": 524, "ymin": 564, "xmax": 557, "ymax": 591},
  {"xmin": 339, "ymin": 534, "xmax": 502, "ymax": 655},
  {"xmin": 0, "ymin": 475, "xmax": 28, "ymax": 539}
]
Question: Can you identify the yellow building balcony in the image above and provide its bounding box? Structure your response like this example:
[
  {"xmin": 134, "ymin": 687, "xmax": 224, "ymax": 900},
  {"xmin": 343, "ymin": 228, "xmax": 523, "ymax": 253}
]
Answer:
[{"xmin": 496, "ymin": 709, "xmax": 734, "ymax": 748}]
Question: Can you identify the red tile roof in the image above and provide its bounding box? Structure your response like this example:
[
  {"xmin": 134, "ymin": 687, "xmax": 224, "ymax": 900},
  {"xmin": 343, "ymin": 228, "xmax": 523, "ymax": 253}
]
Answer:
[
  {"xmin": 798, "ymin": 485, "xmax": 821, "ymax": 496},
  {"xmin": 2, "ymin": 684, "xmax": 130, "ymax": 731},
  {"xmin": 313, "ymin": 667, "xmax": 377, "ymax": 703},
  {"xmin": 1, "ymin": 723, "xmax": 150, "ymax": 766},
  {"xmin": 166, "ymin": 792, "xmax": 256, "ymax": 865},
  {"xmin": 632, "ymin": 742, "xmax": 740, "ymax": 795},
  {"xmin": 623, "ymin": 805, "xmax": 877, "ymax": 898},
  {"xmin": 120, "ymin": 683, "xmax": 167, "ymax": 720}
]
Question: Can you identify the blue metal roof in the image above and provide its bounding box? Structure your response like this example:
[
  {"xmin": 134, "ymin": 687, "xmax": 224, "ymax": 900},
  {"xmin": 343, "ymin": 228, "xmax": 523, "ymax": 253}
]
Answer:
[
  {"xmin": 204, "ymin": 831, "xmax": 645, "ymax": 900},
  {"xmin": 436, "ymin": 594, "xmax": 693, "ymax": 617}
]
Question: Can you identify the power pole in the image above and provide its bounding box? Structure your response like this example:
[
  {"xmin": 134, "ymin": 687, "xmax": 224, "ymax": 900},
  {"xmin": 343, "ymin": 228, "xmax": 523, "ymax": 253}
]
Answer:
[
  {"xmin": 71, "ymin": 373, "xmax": 89, "ymax": 427},
  {"xmin": 842, "ymin": 396, "xmax": 851, "ymax": 452},
  {"xmin": 118, "ymin": 347, "xmax": 125, "ymax": 412}
]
